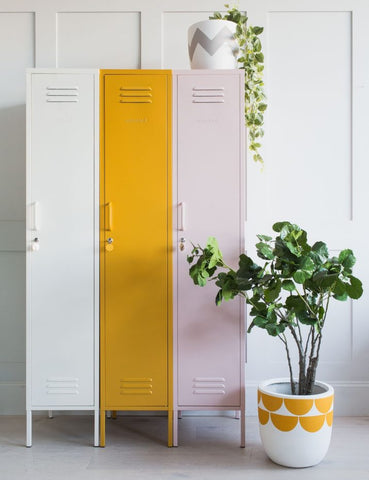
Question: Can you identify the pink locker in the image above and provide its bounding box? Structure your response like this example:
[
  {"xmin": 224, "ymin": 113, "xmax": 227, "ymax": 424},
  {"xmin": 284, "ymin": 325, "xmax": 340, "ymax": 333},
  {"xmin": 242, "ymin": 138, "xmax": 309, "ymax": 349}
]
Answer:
[{"xmin": 172, "ymin": 70, "xmax": 245, "ymax": 446}]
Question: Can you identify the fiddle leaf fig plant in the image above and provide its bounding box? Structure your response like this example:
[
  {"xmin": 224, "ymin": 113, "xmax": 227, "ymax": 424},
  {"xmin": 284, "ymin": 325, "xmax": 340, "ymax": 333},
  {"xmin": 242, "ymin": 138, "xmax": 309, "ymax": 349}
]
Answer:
[
  {"xmin": 187, "ymin": 222, "xmax": 363, "ymax": 395},
  {"xmin": 210, "ymin": 4, "xmax": 267, "ymax": 164}
]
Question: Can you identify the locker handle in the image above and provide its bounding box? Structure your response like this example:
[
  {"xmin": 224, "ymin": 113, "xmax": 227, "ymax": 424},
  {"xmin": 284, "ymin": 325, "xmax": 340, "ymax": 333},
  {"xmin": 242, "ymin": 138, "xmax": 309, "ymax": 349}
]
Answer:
[
  {"xmin": 179, "ymin": 202, "xmax": 186, "ymax": 231},
  {"xmin": 31, "ymin": 202, "xmax": 40, "ymax": 231},
  {"xmin": 106, "ymin": 202, "xmax": 113, "ymax": 231}
]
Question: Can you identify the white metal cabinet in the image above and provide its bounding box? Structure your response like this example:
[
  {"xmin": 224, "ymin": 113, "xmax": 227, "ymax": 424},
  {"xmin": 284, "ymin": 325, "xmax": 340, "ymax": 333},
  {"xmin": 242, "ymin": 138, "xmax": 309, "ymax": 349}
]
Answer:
[
  {"xmin": 172, "ymin": 70, "xmax": 245, "ymax": 446},
  {"xmin": 26, "ymin": 69, "xmax": 99, "ymax": 446}
]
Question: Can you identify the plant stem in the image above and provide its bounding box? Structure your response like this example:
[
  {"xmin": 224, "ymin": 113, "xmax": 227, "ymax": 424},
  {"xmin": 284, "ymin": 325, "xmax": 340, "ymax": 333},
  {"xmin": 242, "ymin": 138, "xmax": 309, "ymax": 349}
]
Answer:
[
  {"xmin": 287, "ymin": 324, "xmax": 306, "ymax": 394},
  {"xmin": 296, "ymin": 319, "xmax": 303, "ymax": 345},
  {"xmin": 305, "ymin": 331, "xmax": 322, "ymax": 394},
  {"xmin": 304, "ymin": 326, "xmax": 313, "ymax": 358},
  {"xmin": 296, "ymin": 287, "xmax": 318, "ymax": 319},
  {"xmin": 304, "ymin": 292, "xmax": 331, "ymax": 393},
  {"xmin": 280, "ymin": 333, "xmax": 296, "ymax": 395},
  {"xmin": 321, "ymin": 290, "xmax": 332, "ymax": 329}
]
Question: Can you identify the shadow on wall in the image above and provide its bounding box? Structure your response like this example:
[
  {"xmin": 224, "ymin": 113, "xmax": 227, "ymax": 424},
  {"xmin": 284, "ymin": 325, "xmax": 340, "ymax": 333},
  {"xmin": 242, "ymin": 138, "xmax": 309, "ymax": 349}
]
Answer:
[
  {"xmin": 0, "ymin": 104, "xmax": 26, "ymax": 221},
  {"xmin": 0, "ymin": 103, "xmax": 27, "ymax": 414}
]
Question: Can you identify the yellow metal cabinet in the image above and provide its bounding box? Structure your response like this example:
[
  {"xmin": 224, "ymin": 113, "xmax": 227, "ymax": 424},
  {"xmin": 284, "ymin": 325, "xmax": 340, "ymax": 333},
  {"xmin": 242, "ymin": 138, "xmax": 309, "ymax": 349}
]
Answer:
[{"xmin": 100, "ymin": 70, "xmax": 172, "ymax": 446}]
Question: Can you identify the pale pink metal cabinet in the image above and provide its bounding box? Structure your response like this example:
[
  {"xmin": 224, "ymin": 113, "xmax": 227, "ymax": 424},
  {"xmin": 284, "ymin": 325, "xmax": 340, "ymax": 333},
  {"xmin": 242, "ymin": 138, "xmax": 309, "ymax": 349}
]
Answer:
[{"xmin": 172, "ymin": 70, "xmax": 245, "ymax": 447}]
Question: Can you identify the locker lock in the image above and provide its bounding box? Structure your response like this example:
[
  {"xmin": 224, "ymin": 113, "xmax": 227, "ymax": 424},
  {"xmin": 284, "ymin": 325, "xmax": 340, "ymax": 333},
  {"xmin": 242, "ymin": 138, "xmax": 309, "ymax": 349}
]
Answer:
[
  {"xmin": 179, "ymin": 237, "xmax": 186, "ymax": 251},
  {"xmin": 105, "ymin": 237, "xmax": 114, "ymax": 252},
  {"xmin": 31, "ymin": 237, "xmax": 40, "ymax": 252}
]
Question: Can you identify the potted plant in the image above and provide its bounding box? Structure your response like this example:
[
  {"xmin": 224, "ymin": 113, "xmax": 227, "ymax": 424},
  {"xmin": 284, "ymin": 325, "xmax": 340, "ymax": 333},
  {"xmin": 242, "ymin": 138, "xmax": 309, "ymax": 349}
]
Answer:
[
  {"xmin": 188, "ymin": 4, "xmax": 267, "ymax": 163},
  {"xmin": 187, "ymin": 221, "xmax": 363, "ymax": 467}
]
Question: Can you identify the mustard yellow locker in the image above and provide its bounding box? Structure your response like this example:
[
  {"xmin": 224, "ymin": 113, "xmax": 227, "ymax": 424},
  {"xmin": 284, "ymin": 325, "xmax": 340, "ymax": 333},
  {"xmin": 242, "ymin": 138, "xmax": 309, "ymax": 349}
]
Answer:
[{"xmin": 100, "ymin": 70, "xmax": 172, "ymax": 446}]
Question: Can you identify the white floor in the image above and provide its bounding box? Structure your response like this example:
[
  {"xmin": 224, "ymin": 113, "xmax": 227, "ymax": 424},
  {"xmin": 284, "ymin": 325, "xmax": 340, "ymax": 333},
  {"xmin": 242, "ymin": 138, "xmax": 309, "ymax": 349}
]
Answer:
[{"xmin": 0, "ymin": 415, "xmax": 368, "ymax": 480}]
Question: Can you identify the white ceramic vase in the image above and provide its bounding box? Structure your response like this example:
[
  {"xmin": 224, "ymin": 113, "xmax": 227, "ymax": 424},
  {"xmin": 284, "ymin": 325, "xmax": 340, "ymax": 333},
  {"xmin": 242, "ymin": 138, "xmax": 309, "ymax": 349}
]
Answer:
[
  {"xmin": 188, "ymin": 19, "xmax": 238, "ymax": 69},
  {"xmin": 258, "ymin": 378, "xmax": 334, "ymax": 468}
]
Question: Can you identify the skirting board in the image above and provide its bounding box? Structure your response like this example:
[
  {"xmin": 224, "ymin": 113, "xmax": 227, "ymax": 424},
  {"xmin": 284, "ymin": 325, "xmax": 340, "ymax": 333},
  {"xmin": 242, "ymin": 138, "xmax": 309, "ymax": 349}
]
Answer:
[{"xmin": 1, "ymin": 382, "xmax": 369, "ymax": 416}]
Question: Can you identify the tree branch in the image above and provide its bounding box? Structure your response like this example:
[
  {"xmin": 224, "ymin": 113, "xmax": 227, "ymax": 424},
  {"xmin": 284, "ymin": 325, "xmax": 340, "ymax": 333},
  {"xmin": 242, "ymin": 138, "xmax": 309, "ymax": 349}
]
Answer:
[{"xmin": 280, "ymin": 333, "xmax": 296, "ymax": 395}]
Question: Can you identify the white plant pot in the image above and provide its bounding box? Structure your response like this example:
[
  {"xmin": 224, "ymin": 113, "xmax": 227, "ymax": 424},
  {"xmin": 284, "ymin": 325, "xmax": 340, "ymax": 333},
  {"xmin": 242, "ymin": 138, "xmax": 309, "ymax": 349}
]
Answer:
[
  {"xmin": 258, "ymin": 378, "xmax": 334, "ymax": 468},
  {"xmin": 188, "ymin": 19, "xmax": 238, "ymax": 69}
]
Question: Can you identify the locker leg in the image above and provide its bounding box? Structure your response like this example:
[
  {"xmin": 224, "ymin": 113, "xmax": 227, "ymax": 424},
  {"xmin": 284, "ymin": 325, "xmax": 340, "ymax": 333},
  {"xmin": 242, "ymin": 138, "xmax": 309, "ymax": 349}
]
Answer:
[
  {"xmin": 100, "ymin": 410, "xmax": 106, "ymax": 447},
  {"xmin": 240, "ymin": 407, "xmax": 246, "ymax": 448},
  {"xmin": 94, "ymin": 409, "xmax": 99, "ymax": 447},
  {"xmin": 168, "ymin": 410, "xmax": 173, "ymax": 447},
  {"xmin": 178, "ymin": 410, "xmax": 182, "ymax": 419},
  {"xmin": 26, "ymin": 410, "xmax": 32, "ymax": 447},
  {"xmin": 48, "ymin": 410, "xmax": 53, "ymax": 419},
  {"xmin": 234, "ymin": 410, "xmax": 240, "ymax": 420},
  {"xmin": 173, "ymin": 409, "xmax": 178, "ymax": 447},
  {"xmin": 111, "ymin": 410, "xmax": 117, "ymax": 420}
]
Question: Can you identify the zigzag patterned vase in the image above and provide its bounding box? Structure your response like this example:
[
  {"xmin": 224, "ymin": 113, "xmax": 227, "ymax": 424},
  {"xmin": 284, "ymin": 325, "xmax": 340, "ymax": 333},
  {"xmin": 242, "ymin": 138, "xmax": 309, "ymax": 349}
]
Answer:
[
  {"xmin": 188, "ymin": 20, "xmax": 238, "ymax": 69},
  {"xmin": 258, "ymin": 378, "xmax": 334, "ymax": 468}
]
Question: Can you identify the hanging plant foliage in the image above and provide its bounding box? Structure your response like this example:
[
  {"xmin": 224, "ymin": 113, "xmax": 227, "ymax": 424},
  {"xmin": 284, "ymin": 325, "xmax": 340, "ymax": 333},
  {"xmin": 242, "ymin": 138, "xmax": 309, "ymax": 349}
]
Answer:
[{"xmin": 210, "ymin": 4, "xmax": 267, "ymax": 164}]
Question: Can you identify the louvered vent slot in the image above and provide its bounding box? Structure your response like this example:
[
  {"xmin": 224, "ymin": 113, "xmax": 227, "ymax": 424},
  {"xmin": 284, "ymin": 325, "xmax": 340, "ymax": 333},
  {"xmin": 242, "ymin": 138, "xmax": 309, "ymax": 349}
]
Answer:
[
  {"xmin": 192, "ymin": 377, "xmax": 226, "ymax": 395},
  {"xmin": 120, "ymin": 377, "xmax": 153, "ymax": 395},
  {"xmin": 46, "ymin": 86, "xmax": 79, "ymax": 103},
  {"xmin": 46, "ymin": 377, "xmax": 79, "ymax": 395},
  {"xmin": 119, "ymin": 87, "xmax": 152, "ymax": 104},
  {"xmin": 192, "ymin": 87, "xmax": 225, "ymax": 104}
]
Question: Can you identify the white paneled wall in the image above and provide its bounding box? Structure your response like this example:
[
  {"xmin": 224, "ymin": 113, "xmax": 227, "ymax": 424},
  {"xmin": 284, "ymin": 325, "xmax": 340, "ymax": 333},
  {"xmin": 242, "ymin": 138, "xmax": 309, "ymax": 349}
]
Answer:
[
  {"xmin": 268, "ymin": 11, "xmax": 352, "ymax": 222},
  {"xmin": 57, "ymin": 12, "xmax": 141, "ymax": 68},
  {"xmin": 0, "ymin": 0, "xmax": 368, "ymax": 415}
]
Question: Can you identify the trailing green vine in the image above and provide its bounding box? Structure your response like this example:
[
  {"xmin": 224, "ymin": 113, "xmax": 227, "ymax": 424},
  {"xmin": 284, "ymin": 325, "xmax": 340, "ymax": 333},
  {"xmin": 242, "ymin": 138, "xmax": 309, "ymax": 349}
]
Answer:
[{"xmin": 210, "ymin": 4, "xmax": 267, "ymax": 164}]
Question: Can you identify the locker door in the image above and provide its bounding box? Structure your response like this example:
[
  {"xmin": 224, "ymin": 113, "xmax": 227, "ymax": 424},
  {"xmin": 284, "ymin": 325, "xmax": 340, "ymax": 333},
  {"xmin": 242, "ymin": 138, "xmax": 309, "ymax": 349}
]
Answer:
[
  {"xmin": 103, "ymin": 74, "xmax": 169, "ymax": 408},
  {"xmin": 29, "ymin": 73, "xmax": 95, "ymax": 406},
  {"xmin": 176, "ymin": 74, "xmax": 243, "ymax": 407}
]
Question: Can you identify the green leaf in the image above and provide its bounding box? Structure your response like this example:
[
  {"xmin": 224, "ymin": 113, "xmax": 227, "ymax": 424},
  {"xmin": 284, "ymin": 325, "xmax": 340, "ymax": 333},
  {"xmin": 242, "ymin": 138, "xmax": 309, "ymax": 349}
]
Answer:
[
  {"xmin": 286, "ymin": 295, "xmax": 306, "ymax": 312},
  {"xmin": 251, "ymin": 26, "xmax": 264, "ymax": 35},
  {"xmin": 249, "ymin": 301, "xmax": 268, "ymax": 317},
  {"xmin": 282, "ymin": 280, "xmax": 295, "ymax": 291},
  {"xmin": 189, "ymin": 263, "xmax": 210, "ymax": 286},
  {"xmin": 264, "ymin": 280, "xmax": 281, "ymax": 303},
  {"xmin": 255, "ymin": 52, "xmax": 264, "ymax": 63},
  {"xmin": 273, "ymin": 221, "xmax": 290, "ymax": 233},
  {"xmin": 253, "ymin": 315, "xmax": 269, "ymax": 327},
  {"xmin": 257, "ymin": 234, "xmax": 272, "ymax": 242},
  {"xmin": 332, "ymin": 279, "xmax": 346, "ymax": 297},
  {"xmin": 298, "ymin": 314, "xmax": 318, "ymax": 326},
  {"xmin": 252, "ymin": 37, "xmax": 262, "ymax": 52},
  {"xmin": 338, "ymin": 249, "xmax": 356, "ymax": 270},
  {"xmin": 237, "ymin": 253, "xmax": 262, "ymax": 276},
  {"xmin": 206, "ymin": 237, "xmax": 223, "ymax": 268},
  {"xmin": 256, "ymin": 241, "xmax": 275, "ymax": 260},
  {"xmin": 313, "ymin": 270, "xmax": 339, "ymax": 289},
  {"xmin": 334, "ymin": 292, "xmax": 348, "ymax": 301},
  {"xmin": 298, "ymin": 256, "xmax": 315, "ymax": 277},
  {"xmin": 293, "ymin": 270, "xmax": 308, "ymax": 284},
  {"xmin": 248, "ymin": 315, "xmax": 269, "ymax": 333},
  {"xmin": 311, "ymin": 241, "xmax": 329, "ymax": 264},
  {"xmin": 346, "ymin": 275, "xmax": 363, "ymax": 299},
  {"xmin": 266, "ymin": 323, "xmax": 286, "ymax": 336},
  {"xmin": 215, "ymin": 290, "xmax": 223, "ymax": 306}
]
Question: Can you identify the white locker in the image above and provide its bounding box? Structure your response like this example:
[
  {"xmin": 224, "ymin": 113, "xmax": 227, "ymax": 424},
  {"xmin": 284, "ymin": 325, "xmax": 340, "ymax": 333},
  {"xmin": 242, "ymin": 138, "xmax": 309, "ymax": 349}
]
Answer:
[{"xmin": 26, "ymin": 69, "xmax": 99, "ymax": 446}]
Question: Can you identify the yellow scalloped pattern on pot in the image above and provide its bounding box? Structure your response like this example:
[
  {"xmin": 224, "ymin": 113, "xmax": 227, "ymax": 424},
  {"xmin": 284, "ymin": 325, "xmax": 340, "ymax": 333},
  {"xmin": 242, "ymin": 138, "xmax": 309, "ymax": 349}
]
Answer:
[{"xmin": 258, "ymin": 391, "xmax": 334, "ymax": 433}]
